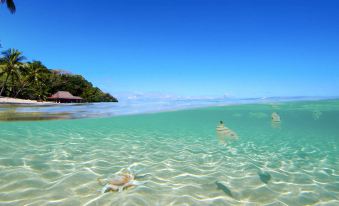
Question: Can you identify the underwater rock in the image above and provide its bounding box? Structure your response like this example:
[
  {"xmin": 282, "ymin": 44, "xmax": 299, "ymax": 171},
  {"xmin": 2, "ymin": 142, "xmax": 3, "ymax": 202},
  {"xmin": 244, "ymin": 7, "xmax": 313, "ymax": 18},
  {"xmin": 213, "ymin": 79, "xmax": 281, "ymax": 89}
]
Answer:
[
  {"xmin": 258, "ymin": 171, "xmax": 271, "ymax": 184},
  {"xmin": 215, "ymin": 181, "xmax": 233, "ymax": 197}
]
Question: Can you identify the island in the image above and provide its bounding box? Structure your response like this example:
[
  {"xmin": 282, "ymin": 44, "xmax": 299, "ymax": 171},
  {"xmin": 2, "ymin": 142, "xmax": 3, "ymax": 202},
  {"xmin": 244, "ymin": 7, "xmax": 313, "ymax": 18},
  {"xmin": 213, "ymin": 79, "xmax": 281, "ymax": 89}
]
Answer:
[{"xmin": 0, "ymin": 48, "xmax": 118, "ymax": 103}]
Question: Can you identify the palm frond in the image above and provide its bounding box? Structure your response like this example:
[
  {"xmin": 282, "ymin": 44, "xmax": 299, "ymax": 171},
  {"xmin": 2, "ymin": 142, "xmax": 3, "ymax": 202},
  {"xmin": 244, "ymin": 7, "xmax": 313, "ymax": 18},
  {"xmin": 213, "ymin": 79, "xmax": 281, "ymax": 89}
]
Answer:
[
  {"xmin": 1, "ymin": 0, "xmax": 16, "ymax": 14},
  {"xmin": 16, "ymin": 56, "xmax": 26, "ymax": 62}
]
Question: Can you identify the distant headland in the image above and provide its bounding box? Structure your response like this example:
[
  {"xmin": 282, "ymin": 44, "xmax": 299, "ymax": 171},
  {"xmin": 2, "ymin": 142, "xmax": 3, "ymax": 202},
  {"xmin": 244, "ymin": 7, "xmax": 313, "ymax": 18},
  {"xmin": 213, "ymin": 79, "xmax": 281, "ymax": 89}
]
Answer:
[{"xmin": 0, "ymin": 48, "xmax": 118, "ymax": 103}]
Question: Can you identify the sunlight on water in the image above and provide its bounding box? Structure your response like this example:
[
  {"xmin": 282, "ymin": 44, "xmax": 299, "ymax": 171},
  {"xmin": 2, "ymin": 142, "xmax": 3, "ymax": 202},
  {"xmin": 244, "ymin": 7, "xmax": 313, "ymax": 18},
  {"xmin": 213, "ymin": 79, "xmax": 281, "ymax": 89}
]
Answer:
[
  {"xmin": 0, "ymin": 100, "xmax": 339, "ymax": 205},
  {"xmin": 0, "ymin": 97, "xmax": 328, "ymax": 121}
]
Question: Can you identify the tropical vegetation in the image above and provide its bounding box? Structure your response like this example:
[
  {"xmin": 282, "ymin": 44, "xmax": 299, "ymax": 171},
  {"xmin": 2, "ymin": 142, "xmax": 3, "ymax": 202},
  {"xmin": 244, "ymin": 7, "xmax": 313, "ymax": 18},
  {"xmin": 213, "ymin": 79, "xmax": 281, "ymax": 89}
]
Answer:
[
  {"xmin": 0, "ymin": 48, "xmax": 118, "ymax": 102},
  {"xmin": 0, "ymin": 0, "xmax": 16, "ymax": 13}
]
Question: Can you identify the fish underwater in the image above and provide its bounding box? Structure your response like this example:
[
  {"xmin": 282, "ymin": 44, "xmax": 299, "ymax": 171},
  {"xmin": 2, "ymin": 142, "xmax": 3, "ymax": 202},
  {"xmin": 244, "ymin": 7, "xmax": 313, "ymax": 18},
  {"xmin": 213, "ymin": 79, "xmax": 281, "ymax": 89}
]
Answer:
[
  {"xmin": 271, "ymin": 112, "xmax": 281, "ymax": 128},
  {"xmin": 271, "ymin": 112, "xmax": 281, "ymax": 122},
  {"xmin": 216, "ymin": 121, "xmax": 238, "ymax": 146},
  {"xmin": 258, "ymin": 171, "xmax": 271, "ymax": 184},
  {"xmin": 312, "ymin": 111, "xmax": 322, "ymax": 120},
  {"xmin": 215, "ymin": 181, "xmax": 233, "ymax": 197}
]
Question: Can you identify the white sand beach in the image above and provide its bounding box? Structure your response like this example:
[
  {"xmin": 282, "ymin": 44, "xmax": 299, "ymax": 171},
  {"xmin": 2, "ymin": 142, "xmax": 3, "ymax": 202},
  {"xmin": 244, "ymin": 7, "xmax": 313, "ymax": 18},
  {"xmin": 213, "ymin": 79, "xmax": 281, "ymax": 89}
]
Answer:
[{"xmin": 0, "ymin": 97, "xmax": 53, "ymax": 104}]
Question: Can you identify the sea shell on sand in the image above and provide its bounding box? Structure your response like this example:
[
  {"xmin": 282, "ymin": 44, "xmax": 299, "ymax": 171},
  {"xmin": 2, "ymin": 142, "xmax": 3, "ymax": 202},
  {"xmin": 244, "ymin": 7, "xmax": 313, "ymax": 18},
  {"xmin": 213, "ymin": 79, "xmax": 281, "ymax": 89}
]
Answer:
[{"xmin": 98, "ymin": 168, "xmax": 144, "ymax": 193}]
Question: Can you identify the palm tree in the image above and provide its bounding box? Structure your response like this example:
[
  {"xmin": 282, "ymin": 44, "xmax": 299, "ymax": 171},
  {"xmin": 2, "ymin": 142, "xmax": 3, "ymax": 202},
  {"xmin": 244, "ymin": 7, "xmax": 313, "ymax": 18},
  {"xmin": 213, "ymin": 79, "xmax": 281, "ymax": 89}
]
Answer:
[
  {"xmin": 0, "ymin": 0, "xmax": 16, "ymax": 13},
  {"xmin": 0, "ymin": 48, "xmax": 25, "ymax": 96},
  {"xmin": 14, "ymin": 61, "xmax": 47, "ymax": 98}
]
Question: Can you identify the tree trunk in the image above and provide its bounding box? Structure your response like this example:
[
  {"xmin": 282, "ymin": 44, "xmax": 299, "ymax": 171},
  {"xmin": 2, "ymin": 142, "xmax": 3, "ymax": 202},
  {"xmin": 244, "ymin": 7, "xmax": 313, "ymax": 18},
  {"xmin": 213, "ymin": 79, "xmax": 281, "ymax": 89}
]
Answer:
[
  {"xmin": 0, "ymin": 74, "xmax": 9, "ymax": 97},
  {"xmin": 14, "ymin": 77, "xmax": 31, "ymax": 98},
  {"xmin": 10, "ymin": 75, "xmax": 15, "ymax": 97},
  {"xmin": 14, "ymin": 83, "xmax": 26, "ymax": 98}
]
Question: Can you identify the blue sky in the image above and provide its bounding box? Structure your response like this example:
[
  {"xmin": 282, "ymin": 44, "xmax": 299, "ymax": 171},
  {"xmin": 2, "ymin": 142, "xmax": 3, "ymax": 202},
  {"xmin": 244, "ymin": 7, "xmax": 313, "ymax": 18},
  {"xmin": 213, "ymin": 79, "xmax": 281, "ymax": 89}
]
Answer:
[{"xmin": 1, "ymin": 0, "xmax": 339, "ymax": 99}]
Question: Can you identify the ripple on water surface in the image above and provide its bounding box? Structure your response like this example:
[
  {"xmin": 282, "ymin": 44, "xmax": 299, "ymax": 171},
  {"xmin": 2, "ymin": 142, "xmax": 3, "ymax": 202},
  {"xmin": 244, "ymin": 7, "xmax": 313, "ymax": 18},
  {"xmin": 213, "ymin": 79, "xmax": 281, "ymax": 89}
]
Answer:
[{"xmin": 0, "ymin": 100, "xmax": 339, "ymax": 205}]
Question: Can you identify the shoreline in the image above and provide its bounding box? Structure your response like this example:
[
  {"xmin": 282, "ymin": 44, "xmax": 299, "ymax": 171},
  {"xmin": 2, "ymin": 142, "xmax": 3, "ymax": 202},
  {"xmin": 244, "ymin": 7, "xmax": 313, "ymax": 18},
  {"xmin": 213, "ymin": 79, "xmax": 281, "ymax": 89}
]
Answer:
[
  {"xmin": 0, "ymin": 97, "xmax": 338, "ymax": 122},
  {"xmin": 0, "ymin": 97, "xmax": 55, "ymax": 105}
]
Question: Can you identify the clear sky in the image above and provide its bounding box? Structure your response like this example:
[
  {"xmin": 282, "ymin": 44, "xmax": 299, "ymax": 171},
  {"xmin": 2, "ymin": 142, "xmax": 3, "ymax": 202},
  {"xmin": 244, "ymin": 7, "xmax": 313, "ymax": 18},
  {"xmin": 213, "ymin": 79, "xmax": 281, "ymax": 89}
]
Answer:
[{"xmin": 1, "ymin": 0, "xmax": 338, "ymax": 98}]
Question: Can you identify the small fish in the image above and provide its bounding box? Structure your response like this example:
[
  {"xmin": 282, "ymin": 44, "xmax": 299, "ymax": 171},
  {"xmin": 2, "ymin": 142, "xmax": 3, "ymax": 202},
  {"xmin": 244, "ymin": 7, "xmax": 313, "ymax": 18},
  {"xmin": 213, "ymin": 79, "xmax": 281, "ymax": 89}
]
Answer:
[
  {"xmin": 216, "ymin": 121, "xmax": 239, "ymax": 146},
  {"xmin": 258, "ymin": 171, "xmax": 271, "ymax": 184},
  {"xmin": 271, "ymin": 112, "xmax": 281, "ymax": 122},
  {"xmin": 312, "ymin": 111, "xmax": 322, "ymax": 120},
  {"xmin": 215, "ymin": 181, "xmax": 233, "ymax": 197}
]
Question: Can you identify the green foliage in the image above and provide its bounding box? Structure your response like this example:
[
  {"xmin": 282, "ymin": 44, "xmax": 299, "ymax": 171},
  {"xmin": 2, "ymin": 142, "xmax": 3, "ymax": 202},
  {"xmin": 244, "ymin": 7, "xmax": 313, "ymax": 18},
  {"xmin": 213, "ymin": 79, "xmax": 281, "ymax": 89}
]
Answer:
[
  {"xmin": 0, "ymin": 48, "xmax": 25, "ymax": 96},
  {"xmin": 0, "ymin": 48, "xmax": 118, "ymax": 102},
  {"xmin": 45, "ymin": 72, "xmax": 118, "ymax": 102}
]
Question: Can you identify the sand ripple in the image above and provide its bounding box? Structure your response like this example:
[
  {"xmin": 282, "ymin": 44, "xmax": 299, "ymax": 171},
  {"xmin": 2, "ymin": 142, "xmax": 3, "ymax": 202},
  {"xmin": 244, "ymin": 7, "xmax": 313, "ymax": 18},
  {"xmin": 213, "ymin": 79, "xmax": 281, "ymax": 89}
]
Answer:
[{"xmin": 1, "ymin": 103, "xmax": 339, "ymax": 205}]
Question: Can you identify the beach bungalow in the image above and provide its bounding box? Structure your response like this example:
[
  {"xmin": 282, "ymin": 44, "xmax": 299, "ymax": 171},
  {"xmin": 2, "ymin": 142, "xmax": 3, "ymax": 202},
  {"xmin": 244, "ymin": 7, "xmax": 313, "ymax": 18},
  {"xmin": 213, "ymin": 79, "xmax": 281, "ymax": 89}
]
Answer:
[{"xmin": 48, "ymin": 91, "xmax": 83, "ymax": 103}]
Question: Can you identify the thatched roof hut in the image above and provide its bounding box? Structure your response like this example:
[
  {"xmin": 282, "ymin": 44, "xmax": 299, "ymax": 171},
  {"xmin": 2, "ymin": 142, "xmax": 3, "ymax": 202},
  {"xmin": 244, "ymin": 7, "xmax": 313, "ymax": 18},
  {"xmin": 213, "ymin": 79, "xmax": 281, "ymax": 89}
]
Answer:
[{"xmin": 48, "ymin": 91, "xmax": 83, "ymax": 103}]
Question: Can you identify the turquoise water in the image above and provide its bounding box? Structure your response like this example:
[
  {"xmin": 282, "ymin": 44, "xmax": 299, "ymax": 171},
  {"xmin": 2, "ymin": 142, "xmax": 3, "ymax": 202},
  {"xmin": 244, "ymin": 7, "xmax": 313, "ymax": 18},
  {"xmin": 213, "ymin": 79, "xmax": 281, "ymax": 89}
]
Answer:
[{"xmin": 0, "ymin": 100, "xmax": 339, "ymax": 205}]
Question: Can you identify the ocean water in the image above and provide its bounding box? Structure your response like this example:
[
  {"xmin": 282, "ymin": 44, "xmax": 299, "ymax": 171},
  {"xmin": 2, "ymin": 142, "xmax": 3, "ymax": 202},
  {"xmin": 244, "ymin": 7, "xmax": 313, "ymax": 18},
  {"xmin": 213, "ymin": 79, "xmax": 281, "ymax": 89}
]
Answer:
[
  {"xmin": 0, "ymin": 99, "xmax": 338, "ymax": 205},
  {"xmin": 0, "ymin": 96, "xmax": 325, "ymax": 121}
]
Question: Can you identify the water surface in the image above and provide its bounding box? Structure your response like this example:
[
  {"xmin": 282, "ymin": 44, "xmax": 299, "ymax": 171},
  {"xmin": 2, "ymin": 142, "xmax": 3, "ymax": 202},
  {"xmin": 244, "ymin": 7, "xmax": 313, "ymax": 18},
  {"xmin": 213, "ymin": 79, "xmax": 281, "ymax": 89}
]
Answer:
[{"xmin": 0, "ymin": 100, "xmax": 338, "ymax": 205}]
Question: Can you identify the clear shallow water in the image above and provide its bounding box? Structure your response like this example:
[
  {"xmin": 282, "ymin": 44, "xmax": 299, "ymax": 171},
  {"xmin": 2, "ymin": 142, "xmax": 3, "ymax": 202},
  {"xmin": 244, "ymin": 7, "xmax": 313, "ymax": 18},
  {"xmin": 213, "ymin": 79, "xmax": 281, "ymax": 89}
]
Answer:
[
  {"xmin": 0, "ymin": 96, "xmax": 330, "ymax": 121},
  {"xmin": 0, "ymin": 100, "xmax": 338, "ymax": 205}
]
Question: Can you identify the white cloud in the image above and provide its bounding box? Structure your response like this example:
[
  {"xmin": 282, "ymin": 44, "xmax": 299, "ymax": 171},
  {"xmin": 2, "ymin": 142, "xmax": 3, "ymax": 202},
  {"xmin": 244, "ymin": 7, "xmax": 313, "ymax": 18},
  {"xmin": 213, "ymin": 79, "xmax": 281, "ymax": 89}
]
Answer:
[{"xmin": 114, "ymin": 91, "xmax": 235, "ymax": 102}]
